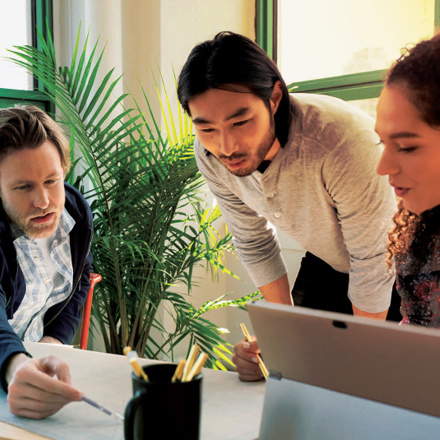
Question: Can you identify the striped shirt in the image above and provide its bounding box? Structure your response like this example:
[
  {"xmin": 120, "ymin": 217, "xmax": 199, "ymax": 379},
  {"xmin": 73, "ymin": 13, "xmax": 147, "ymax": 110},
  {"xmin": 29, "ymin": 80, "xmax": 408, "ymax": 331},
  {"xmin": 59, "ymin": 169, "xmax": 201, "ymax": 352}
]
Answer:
[{"xmin": 8, "ymin": 209, "xmax": 75, "ymax": 341}]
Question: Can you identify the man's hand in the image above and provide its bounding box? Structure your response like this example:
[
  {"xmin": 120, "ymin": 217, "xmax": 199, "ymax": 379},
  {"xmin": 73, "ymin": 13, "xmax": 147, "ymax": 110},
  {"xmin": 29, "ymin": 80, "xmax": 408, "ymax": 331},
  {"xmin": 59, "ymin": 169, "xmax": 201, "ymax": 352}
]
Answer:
[
  {"xmin": 232, "ymin": 336, "xmax": 264, "ymax": 382},
  {"xmin": 6, "ymin": 354, "xmax": 82, "ymax": 419}
]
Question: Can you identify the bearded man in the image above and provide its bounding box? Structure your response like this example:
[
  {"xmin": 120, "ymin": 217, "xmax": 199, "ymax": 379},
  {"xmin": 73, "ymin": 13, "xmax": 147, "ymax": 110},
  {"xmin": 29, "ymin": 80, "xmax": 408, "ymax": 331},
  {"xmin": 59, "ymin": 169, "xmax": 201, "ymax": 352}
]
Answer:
[{"xmin": 0, "ymin": 106, "xmax": 93, "ymax": 418}]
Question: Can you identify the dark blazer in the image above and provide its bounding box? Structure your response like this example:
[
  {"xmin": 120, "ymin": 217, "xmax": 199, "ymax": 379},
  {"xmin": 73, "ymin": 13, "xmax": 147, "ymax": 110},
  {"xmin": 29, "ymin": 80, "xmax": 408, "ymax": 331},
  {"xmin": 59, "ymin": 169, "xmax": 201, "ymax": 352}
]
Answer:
[{"xmin": 0, "ymin": 183, "xmax": 93, "ymax": 392}]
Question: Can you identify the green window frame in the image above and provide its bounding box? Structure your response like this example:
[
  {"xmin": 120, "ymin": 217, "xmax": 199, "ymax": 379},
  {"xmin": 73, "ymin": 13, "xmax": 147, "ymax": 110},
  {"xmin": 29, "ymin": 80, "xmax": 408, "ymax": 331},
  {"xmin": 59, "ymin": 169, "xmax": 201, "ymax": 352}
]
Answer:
[
  {"xmin": 256, "ymin": 0, "xmax": 440, "ymax": 101},
  {"xmin": 0, "ymin": 0, "xmax": 53, "ymax": 111}
]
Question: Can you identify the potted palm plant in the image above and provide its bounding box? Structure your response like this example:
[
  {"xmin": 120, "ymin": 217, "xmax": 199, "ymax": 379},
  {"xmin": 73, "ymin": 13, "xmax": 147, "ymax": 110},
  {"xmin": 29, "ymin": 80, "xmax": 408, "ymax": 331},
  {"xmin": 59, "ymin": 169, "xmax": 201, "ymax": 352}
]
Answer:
[{"xmin": 9, "ymin": 25, "xmax": 261, "ymax": 369}]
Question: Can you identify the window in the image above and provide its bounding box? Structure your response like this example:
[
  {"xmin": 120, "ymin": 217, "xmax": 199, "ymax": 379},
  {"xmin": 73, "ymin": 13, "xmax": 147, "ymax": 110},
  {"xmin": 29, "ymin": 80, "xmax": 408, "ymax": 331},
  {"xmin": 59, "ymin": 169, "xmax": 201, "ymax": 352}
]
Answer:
[
  {"xmin": 257, "ymin": 0, "xmax": 439, "ymax": 117},
  {"xmin": 0, "ymin": 0, "xmax": 53, "ymax": 111},
  {"xmin": 0, "ymin": 0, "xmax": 33, "ymax": 90}
]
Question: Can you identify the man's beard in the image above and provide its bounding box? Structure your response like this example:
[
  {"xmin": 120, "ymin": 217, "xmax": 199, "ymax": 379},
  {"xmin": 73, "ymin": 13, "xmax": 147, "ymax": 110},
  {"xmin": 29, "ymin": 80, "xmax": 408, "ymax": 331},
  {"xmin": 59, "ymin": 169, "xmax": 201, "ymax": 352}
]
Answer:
[
  {"xmin": 218, "ymin": 118, "xmax": 277, "ymax": 177},
  {"xmin": 3, "ymin": 203, "xmax": 62, "ymax": 239}
]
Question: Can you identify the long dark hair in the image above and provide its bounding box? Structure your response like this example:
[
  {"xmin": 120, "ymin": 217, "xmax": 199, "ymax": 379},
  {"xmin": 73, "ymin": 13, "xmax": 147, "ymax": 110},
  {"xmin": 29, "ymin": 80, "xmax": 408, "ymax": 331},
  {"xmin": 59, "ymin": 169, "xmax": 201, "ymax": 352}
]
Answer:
[
  {"xmin": 386, "ymin": 34, "xmax": 440, "ymax": 267},
  {"xmin": 177, "ymin": 31, "xmax": 292, "ymax": 146}
]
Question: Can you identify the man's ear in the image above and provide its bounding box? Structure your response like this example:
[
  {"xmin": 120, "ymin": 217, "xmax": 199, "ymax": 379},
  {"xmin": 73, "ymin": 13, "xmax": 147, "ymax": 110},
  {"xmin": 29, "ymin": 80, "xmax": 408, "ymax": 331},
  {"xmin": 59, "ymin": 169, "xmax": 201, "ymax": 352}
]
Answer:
[{"xmin": 270, "ymin": 81, "xmax": 283, "ymax": 115}]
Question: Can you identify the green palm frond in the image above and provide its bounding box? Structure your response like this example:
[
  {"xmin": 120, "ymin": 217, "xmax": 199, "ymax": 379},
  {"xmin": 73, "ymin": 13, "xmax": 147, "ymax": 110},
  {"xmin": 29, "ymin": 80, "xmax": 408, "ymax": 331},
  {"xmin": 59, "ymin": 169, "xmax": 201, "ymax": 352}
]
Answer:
[{"xmin": 8, "ymin": 24, "xmax": 262, "ymax": 368}]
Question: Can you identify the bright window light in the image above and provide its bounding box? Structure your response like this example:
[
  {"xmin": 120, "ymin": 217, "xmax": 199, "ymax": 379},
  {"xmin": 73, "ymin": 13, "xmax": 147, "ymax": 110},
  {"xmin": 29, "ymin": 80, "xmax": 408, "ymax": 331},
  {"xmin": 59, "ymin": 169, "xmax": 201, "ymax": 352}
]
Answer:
[
  {"xmin": 278, "ymin": 0, "xmax": 435, "ymax": 83},
  {"xmin": 0, "ymin": 0, "xmax": 33, "ymax": 90}
]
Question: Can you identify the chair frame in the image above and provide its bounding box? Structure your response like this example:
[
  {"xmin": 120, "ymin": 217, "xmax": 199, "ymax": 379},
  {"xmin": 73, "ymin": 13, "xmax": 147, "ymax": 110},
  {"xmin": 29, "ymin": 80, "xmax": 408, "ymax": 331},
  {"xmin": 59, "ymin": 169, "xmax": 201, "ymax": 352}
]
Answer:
[{"xmin": 79, "ymin": 273, "xmax": 102, "ymax": 350}]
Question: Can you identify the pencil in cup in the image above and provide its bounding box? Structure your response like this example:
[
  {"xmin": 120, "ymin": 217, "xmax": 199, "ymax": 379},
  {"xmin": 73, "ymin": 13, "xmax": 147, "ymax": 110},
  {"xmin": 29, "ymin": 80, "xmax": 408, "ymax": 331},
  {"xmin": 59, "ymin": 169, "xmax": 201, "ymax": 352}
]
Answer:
[
  {"xmin": 181, "ymin": 344, "xmax": 200, "ymax": 382},
  {"xmin": 123, "ymin": 346, "xmax": 149, "ymax": 382},
  {"xmin": 239, "ymin": 322, "xmax": 269, "ymax": 380},
  {"xmin": 173, "ymin": 345, "xmax": 208, "ymax": 383},
  {"xmin": 171, "ymin": 359, "xmax": 186, "ymax": 383},
  {"xmin": 185, "ymin": 352, "xmax": 208, "ymax": 382}
]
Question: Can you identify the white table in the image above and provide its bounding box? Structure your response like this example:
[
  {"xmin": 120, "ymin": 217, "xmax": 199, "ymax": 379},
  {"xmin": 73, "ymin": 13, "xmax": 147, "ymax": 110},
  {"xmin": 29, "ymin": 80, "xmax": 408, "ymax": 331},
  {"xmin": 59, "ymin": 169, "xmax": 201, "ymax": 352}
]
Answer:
[{"xmin": 0, "ymin": 343, "xmax": 265, "ymax": 440}]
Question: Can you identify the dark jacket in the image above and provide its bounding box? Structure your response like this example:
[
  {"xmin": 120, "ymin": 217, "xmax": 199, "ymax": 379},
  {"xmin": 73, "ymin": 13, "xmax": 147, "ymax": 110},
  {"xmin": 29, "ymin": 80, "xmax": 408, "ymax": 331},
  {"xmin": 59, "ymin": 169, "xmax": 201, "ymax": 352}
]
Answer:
[{"xmin": 0, "ymin": 183, "xmax": 93, "ymax": 392}]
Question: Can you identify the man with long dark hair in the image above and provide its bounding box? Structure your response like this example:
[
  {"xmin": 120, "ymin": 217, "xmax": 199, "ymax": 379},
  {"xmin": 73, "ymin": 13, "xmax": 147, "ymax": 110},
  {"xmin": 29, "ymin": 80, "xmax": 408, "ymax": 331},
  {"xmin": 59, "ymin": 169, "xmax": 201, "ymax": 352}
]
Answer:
[{"xmin": 178, "ymin": 32, "xmax": 399, "ymax": 381}]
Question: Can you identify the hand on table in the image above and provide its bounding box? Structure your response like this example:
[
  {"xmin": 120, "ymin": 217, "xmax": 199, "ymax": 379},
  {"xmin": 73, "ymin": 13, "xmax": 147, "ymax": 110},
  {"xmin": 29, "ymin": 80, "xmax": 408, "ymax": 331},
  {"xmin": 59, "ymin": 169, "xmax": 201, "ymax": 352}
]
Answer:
[
  {"xmin": 232, "ymin": 336, "xmax": 265, "ymax": 382},
  {"xmin": 7, "ymin": 354, "xmax": 82, "ymax": 419}
]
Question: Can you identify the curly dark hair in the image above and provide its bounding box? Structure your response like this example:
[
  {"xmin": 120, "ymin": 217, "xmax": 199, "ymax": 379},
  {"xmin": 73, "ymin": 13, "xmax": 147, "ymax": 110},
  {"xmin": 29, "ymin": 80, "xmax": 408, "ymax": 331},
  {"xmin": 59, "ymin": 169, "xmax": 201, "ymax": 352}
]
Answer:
[
  {"xmin": 386, "ymin": 33, "xmax": 440, "ymax": 268},
  {"xmin": 387, "ymin": 200, "xmax": 419, "ymax": 270},
  {"xmin": 388, "ymin": 201, "xmax": 440, "ymax": 271},
  {"xmin": 386, "ymin": 33, "xmax": 440, "ymax": 127}
]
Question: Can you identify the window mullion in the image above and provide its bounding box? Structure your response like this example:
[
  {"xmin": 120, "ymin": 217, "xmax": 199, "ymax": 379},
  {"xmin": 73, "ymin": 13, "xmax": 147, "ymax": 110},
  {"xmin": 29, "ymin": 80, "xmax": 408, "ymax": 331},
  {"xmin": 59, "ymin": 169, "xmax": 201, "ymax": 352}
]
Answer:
[{"xmin": 256, "ymin": 0, "xmax": 277, "ymax": 61}]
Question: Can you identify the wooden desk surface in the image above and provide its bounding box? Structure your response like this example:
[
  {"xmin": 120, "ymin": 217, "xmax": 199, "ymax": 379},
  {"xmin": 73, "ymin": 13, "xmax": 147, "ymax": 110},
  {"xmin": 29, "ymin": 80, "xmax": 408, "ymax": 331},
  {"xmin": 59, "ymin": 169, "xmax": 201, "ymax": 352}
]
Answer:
[
  {"xmin": 0, "ymin": 421, "xmax": 52, "ymax": 440},
  {"xmin": 0, "ymin": 343, "xmax": 264, "ymax": 440}
]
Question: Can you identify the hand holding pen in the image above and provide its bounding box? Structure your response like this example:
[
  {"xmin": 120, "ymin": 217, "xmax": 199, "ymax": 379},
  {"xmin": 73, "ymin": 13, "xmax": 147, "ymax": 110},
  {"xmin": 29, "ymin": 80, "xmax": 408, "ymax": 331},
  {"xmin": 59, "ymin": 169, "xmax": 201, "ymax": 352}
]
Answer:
[
  {"xmin": 7, "ymin": 353, "xmax": 123, "ymax": 420},
  {"xmin": 240, "ymin": 323, "xmax": 269, "ymax": 379},
  {"xmin": 232, "ymin": 324, "xmax": 269, "ymax": 382},
  {"xmin": 7, "ymin": 354, "xmax": 84, "ymax": 420}
]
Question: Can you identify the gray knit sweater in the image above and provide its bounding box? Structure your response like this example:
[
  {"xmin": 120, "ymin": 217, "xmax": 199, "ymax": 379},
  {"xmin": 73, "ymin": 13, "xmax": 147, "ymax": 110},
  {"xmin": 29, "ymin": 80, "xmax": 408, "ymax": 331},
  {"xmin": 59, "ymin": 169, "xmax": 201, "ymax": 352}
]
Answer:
[{"xmin": 195, "ymin": 93, "xmax": 397, "ymax": 313}]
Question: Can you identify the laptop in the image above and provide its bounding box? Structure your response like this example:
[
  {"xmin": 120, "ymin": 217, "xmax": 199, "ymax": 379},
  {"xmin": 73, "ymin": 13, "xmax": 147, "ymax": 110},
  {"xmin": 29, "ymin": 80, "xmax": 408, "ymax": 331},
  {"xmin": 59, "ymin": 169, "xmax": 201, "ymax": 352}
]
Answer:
[{"xmin": 247, "ymin": 302, "xmax": 440, "ymax": 440}]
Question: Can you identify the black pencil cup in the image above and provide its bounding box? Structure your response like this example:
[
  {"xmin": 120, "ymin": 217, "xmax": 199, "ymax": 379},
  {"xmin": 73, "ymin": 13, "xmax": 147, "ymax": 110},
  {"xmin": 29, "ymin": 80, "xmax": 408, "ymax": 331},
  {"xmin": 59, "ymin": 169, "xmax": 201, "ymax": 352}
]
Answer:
[{"xmin": 124, "ymin": 363, "xmax": 202, "ymax": 440}]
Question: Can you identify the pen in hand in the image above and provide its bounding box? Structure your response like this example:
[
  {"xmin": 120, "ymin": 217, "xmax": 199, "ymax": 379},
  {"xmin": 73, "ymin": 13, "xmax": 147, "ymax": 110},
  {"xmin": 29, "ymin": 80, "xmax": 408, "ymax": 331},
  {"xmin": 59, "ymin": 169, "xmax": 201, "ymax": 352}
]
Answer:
[
  {"xmin": 239, "ymin": 323, "xmax": 269, "ymax": 380},
  {"xmin": 81, "ymin": 394, "xmax": 124, "ymax": 420}
]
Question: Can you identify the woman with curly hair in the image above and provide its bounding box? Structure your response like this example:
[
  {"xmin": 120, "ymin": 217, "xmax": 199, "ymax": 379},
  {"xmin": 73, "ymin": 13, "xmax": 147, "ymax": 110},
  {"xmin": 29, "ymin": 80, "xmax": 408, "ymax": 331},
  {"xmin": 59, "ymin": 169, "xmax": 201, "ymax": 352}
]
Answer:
[{"xmin": 376, "ymin": 33, "xmax": 440, "ymax": 327}]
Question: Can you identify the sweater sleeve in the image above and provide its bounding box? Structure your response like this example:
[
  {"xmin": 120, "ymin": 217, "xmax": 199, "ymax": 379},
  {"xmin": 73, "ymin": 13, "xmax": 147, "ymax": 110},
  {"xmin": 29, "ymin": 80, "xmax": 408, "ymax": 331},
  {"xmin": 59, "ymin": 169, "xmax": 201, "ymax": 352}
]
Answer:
[
  {"xmin": 194, "ymin": 138, "xmax": 288, "ymax": 287},
  {"xmin": 323, "ymin": 128, "xmax": 396, "ymax": 313}
]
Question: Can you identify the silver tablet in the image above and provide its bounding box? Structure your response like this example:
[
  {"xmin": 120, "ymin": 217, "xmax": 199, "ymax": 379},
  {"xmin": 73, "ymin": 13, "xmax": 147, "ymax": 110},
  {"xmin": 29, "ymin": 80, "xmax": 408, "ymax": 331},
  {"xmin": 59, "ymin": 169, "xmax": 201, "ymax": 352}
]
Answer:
[{"xmin": 247, "ymin": 301, "xmax": 440, "ymax": 418}]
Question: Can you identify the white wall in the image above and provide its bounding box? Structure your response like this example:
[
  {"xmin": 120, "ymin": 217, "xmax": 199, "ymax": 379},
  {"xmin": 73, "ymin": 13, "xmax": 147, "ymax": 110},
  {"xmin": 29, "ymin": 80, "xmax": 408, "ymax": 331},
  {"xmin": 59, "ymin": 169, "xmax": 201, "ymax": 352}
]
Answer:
[
  {"xmin": 52, "ymin": 0, "xmax": 304, "ymax": 357},
  {"xmin": 54, "ymin": 0, "xmax": 255, "ymax": 124}
]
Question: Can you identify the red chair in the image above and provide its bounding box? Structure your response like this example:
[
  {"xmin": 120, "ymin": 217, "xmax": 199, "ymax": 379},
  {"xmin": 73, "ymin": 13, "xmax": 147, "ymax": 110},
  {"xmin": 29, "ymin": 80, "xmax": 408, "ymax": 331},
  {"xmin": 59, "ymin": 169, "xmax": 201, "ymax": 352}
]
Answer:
[{"xmin": 80, "ymin": 273, "xmax": 102, "ymax": 350}]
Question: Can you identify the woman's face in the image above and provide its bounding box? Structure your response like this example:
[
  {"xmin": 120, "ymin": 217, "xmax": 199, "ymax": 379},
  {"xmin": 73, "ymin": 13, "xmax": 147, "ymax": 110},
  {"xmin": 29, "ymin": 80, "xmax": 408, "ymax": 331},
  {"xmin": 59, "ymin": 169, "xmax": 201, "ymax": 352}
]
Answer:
[{"xmin": 376, "ymin": 85, "xmax": 440, "ymax": 214}]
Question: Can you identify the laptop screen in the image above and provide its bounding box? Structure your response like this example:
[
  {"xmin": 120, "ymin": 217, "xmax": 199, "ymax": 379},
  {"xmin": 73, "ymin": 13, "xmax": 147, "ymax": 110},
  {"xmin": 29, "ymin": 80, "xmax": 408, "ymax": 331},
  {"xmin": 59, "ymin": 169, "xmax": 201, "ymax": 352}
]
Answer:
[{"xmin": 247, "ymin": 301, "xmax": 440, "ymax": 418}]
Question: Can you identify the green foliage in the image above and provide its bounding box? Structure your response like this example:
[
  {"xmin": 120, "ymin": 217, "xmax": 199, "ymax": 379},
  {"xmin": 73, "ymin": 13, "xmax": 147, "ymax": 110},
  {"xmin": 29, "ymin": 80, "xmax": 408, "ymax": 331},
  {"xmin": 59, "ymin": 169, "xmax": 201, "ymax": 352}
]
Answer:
[{"xmin": 9, "ymin": 24, "xmax": 263, "ymax": 366}]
